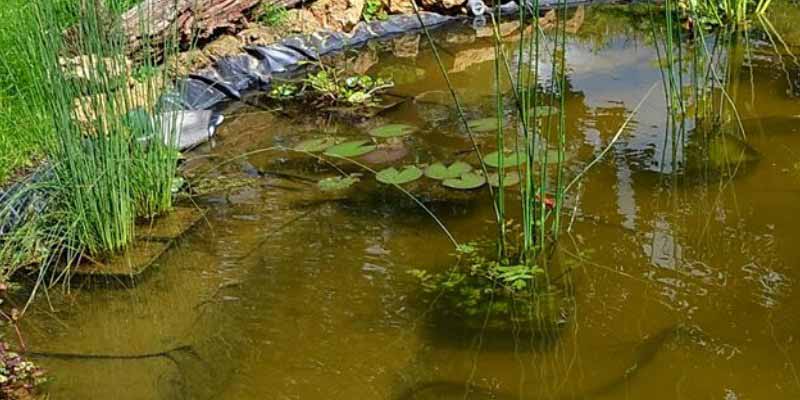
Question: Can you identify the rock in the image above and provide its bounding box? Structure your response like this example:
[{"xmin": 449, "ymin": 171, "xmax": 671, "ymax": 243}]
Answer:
[
  {"xmin": 166, "ymin": 49, "xmax": 211, "ymax": 77},
  {"xmin": 475, "ymin": 21, "xmax": 520, "ymax": 38},
  {"xmin": 392, "ymin": 34, "xmax": 421, "ymax": 58},
  {"xmin": 283, "ymin": 9, "xmax": 325, "ymax": 33},
  {"xmin": 349, "ymin": 50, "xmax": 380, "ymax": 75},
  {"xmin": 237, "ymin": 25, "xmax": 281, "ymax": 46},
  {"xmin": 382, "ymin": 0, "xmax": 415, "ymax": 14},
  {"xmin": 420, "ymin": 0, "xmax": 466, "ymax": 10},
  {"xmin": 203, "ymin": 35, "xmax": 244, "ymax": 61},
  {"xmin": 449, "ymin": 45, "xmax": 496, "ymax": 73},
  {"xmin": 308, "ymin": 0, "xmax": 367, "ymax": 32}
]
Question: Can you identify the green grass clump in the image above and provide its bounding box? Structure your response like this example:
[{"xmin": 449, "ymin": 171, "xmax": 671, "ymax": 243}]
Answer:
[
  {"xmin": 0, "ymin": 0, "xmax": 183, "ymax": 282},
  {"xmin": 257, "ymin": 3, "xmax": 289, "ymax": 27}
]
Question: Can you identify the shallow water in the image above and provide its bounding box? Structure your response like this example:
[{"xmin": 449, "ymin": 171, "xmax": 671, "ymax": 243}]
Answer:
[{"xmin": 14, "ymin": 6, "xmax": 800, "ymax": 399}]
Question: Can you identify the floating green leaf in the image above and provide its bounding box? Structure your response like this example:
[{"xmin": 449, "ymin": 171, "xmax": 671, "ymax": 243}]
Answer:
[
  {"xmin": 369, "ymin": 124, "xmax": 417, "ymax": 138},
  {"xmin": 323, "ymin": 140, "xmax": 376, "ymax": 157},
  {"xmin": 424, "ymin": 161, "xmax": 473, "ymax": 180},
  {"xmin": 484, "ymin": 150, "xmax": 526, "ymax": 168},
  {"xmin": 376, "ymin": 166, "xmax": 423, "ymax": 185},
  {"xmin": 318, "ymin": 175, "xmax": 359, "ymax": 191},
  {"xmin": 294, "ymin": 137, "xmax": 339, "ymax": 153},
  {"xmin": 443, "ymin": 172, "xmax": 486, "ymax": 190},
  {"xmin": 467, "ymin": 117, "xmax": 498, "ymax": 133},
  {"xmin": 487, "ymin": 171, "xmax": 521, "ymax": 187}
]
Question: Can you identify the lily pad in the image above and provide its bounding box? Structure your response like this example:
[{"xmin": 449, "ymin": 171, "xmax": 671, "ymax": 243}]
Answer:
[
  {"xmin": 534, "ymin": 148, "xmax": 569, "ymax": 165},
  {"xmin": 294, "ymin": 137, "xmax": 339, "ymax": 153},
  {"xmin": 443, "ymin": 172, "xmax": 486, "ymax": 190},
  {"xmin": 323, "ymin": 140, "xmax": 376, "ymax": 158},
  {"xmin": 369, "ymin": 124, "xmax": 417, "ymax": 138},
  {"xmin": 488, "ymin": 171, "xmax": 521, "ymax": 187},
  {"xmin": 467, "ymin": 117, "xmax": 499, "ymax": 133},
  {"xmin": 484, "ymin": 150, "xmax": 526, "ymax": 168},
  {"xmin": 376, "ymin": 166, "xmax": 423, "ymax": 185},
  {"xmin": 424, "ymin": 161, "xmax": 473, "ymax": 180},
  {"xmin": 529, "ymin": 105, "xmax": 559, "ymax": 119},
  {"xmin": 318, "ymin": 175, "xmax": 359, "ymax": 192}
]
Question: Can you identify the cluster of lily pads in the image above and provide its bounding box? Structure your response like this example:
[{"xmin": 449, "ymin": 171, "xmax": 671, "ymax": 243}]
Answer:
[{"xmin": 292, "ymin": 121, "xmax": 567, "ymax": 193}]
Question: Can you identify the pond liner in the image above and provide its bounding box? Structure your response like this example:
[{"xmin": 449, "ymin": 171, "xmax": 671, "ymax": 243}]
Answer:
[
  {"xmin": 0, "ymin": 2, "xmax": 594, "ymax": 270},
  {"xmin": 167, "ymin": 11, "xmax": 457, "ymax": 116}
]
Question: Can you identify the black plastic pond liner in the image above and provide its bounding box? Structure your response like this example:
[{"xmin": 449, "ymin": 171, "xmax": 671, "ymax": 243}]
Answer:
[
  {"xmin": 163, "ymin": 11, "xmax": 457, "ymax": 120},
  {"xmin": 1, "ymin": 2, "xmax": 595, "ymax": 250}
]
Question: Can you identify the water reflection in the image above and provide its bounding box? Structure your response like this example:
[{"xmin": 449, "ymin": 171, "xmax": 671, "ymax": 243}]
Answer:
[{"xmin": 11, "ymin": 5, "xmax": 800, "ymax": 399}]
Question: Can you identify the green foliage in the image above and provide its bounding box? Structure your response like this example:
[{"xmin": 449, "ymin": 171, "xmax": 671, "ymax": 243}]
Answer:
[
  {"xmin": 323, "ymin": 140, "xmax": 377, "ymax": 158},
  {"xmin": 369, "ymin": 124, "xmax": 417, "ymax": 138},
  {"xmin": 487, "ymin": 171, "xmax": 521, "ymax": 188},
  {"xmin": 484, "ymin": 150, "xmax": 526, "ymax": 168},
  {"xmin": 424, "ymin": 161, "xmax": 473, "ymax": 180},
  {"xmin": 362, "ymin": 0, "xmax": 388, "ymax": 22},
  {"xmin": 678, "ymin": 0, "xmax": 773, "ymax": 26},
  {"xmin": 442, "ymin": 172, "xmax": 486, "ymax": 190},
  {"xmin": 257, "ymin": 2, "xmax": 289, "ymax": 27},
  {"xmin": 375, "ymin": 165, "xmax": 423, "ymax": 185},
  {"xmin": 304, "ymin": 67, "xmax": 393, "ymax": 107},
  {"xmin": 269, "ymin": 83, "xmax": 299, "ymax": 100},
  {"xmin": 408, "ymin": 246, "xmax": 560, "ymax": 330},
  {"xmin": 0, "ymin": 0, "xmax": 184, "ymax": 278}
]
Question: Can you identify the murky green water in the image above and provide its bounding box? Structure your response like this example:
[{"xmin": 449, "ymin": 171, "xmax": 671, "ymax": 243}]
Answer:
[{"xmin": 14, "ymin": 6, "xmax": 800, "ymax": 399}]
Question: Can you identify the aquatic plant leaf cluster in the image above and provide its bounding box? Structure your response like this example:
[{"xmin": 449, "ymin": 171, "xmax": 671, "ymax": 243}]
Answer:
[
  {"xmin": 408, "ymin": 245, "xmax": 562, "ymax": 330},
  {"xmin": 323, "ymin": 140, "xmax": 377, "ymax": 158},
  {"xmin": 304, "ymin": 68, "xmax": 394, "ymax": 107},
  {"xmin": 376, "ymin": 166, "xmax": 423, "ymax": 185},
  {"xmin": 442, "ymin": 172, "xmax": 486, "ymax": 190},
  {"xmin": 368, "ymin": 124, "xmax": 417, "ymax": 138},
  {"xmin": 424, "ymin": 161, "xmax": 473, "ymax": 180}
]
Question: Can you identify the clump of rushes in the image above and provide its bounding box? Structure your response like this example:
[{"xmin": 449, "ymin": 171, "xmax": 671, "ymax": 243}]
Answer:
[
  {"xmin": 0, "ymin": 0, "xmax": 184, "ymax": 280},
  {"xmin": 678, "ymin": 0, "xmax": 773, "ymax": 27}
]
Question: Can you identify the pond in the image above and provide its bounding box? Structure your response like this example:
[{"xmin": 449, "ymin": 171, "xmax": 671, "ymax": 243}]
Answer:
[{"xmin": 13, "ymin": 5, "xmax": 800, "ymax": 399}]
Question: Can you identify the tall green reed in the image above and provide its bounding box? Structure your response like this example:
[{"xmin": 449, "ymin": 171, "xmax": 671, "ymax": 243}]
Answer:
[
  {"xmin": 412, "ymin": 2, "xmax": 571, "ymax": 268},
  {"xmin": 0, "ymin": 0, "xmax": 185, "ymax": 281}
]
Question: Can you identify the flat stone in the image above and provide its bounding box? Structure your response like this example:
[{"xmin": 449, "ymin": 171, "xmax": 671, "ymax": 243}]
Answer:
[
  {"xmin": 138, "ymin": 207, "xmax": 204, "ymax": 242},
  {"xmin": 73, "ymin": 240, "xmax": 170, "ymax": 278}
]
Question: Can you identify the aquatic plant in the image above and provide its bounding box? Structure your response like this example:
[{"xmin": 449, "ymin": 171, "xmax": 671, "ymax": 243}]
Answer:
[
  {"xmin": 678, "ymin": 0, "xmax": 773, "ymax": 27},
  {"xmin": 375, "ymin": 166, "xmax": 423, "ymax": 185},
  {"xmin": 303, "ymin": 66, "xmax": 394, "ymax": 107},
  {"xmin": 0, "ymin": 0, "xmax": 187, "ymax": 282},
  {"xmin": 424, "ymin": 162, "xmax": 473, "ymax": 180},
  {"xmin": 368, "ymin": 124, "xmax": 417, "ymax": 138}
]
